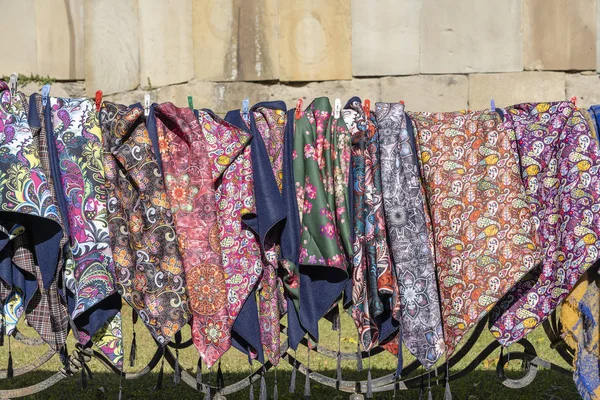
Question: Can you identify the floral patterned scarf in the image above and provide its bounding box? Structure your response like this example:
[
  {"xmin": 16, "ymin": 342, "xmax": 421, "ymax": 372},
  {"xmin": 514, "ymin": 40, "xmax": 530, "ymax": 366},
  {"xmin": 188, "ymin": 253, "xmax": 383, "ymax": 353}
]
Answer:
[
  {"xmin": 409, "ymin": 109, "xmax": 540, "ymax": 356},
  {"xmin": 0, "ymin": 83, "xmax": 66, "ymax": 351},
  {"xmin": 489, "ymin": 102, "xmax": 600, "ymax": 345},
  {"xmin": 99, "ymin": 101, "xmax": 190, "ymax": 346},
  {"xmin": 225, "ymin": 101, "xmax": 288, "ymax": 365},
  {"xmin": 151, "ymin": 103, "xmax": 261, "ymax": 367},
  {"xmin": 344, "ymin": 98, "xmax": 394, "ymax": 351},
  {"xmin": 46, "ymin": 96, "xmax": 123, "ymax": 367},
  {"xmin": 376, "ymin": 102, "xmax": 444, "ymax": 368},
  {"xmin": 293, "ymin": 97, "xmax": 351, "ymax": 344}
]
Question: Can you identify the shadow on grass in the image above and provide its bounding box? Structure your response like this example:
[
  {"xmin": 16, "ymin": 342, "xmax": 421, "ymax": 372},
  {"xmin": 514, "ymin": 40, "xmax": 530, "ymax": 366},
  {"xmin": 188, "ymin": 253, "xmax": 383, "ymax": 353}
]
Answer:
[{"xmin": 0, "ymin": 367, "xmax": 580, "ymax": 400}]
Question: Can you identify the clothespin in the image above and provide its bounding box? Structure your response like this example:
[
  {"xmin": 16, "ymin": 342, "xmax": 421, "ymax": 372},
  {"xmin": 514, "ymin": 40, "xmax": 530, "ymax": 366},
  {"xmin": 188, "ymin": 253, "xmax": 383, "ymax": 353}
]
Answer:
[
  {"xmin": 188, "ymin": 96, "xmax": 194, "ymax": 111},
  {"xmin": 295, "ymin": 98, "xmax": 303, "ymax": 120},
  {"xmin": 8, "ymin": 74, "xmax": 17, "ymax": 103},
  {"xmin": 95, "ymin": 90, "xmax": 103, "ymax": 112},
  {"xmin": 363, "ymin": 99, "xmax": 371, "ymax": 118},
  {"xmin": 242, "ymin": 98, "xmax": 250, "ymax": 118},
  {"xmin": 490, "ymin": 99, "xmax": 496, "ymax": 111},
  {"xmin": 41, "ymin": 84, "xmax": 51, "ymax": 107},
  {"xmin": 399, "ymin": 100, "xmax": 405, "ymax": 105},
  {"xmin": 144, "ymin": 94, "xmax": 151, "ymax": 117},
  {"xmin": 334, "ymin": 98, "xmax": 341, "ymax": 119},
  {"xmin": 570, "ymin": 96, "xmax": 577, "ymax": 107}
]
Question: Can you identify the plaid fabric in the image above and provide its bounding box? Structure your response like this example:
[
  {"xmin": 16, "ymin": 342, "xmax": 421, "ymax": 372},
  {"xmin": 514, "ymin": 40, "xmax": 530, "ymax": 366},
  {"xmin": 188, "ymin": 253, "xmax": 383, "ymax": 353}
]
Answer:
[{"xmin": 25, "ymin": 94, "xmax": 69, "ymax": 351}]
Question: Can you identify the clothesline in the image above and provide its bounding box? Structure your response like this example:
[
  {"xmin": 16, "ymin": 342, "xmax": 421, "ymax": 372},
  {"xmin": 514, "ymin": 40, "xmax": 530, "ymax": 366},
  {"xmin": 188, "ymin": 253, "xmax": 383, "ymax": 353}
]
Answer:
[{"xmin": 0, "ymin": 79, "xmax": 598, "ymax": 400}]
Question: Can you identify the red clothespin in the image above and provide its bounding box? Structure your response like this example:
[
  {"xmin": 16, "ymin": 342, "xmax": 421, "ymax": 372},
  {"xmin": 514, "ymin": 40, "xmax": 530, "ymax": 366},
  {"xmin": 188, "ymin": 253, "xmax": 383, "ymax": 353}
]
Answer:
[
  {"xmin": 95, "ymin": 90, "xmax": 103, "ymax": 112},
  {"xmin": 295, "ymin": 98, "xmax": 303, "ymax": 120},
  {"xmin": 570, "ymin": 96, "xmax": 577, "ymax": 107},
  {"xmin": 364, "ymin": 99, "xmax": 371, "ymax": 118},
  {"xmin": 399, "ymin": 100, "xmax": 405, "ymax": 105}
]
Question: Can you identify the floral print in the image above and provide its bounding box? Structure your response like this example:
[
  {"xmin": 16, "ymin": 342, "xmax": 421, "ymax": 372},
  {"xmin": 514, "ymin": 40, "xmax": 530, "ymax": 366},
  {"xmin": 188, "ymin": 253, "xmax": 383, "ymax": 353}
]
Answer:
[
  {"xmin": 376, "ymin": 102, "xmax": 443, "ymax": 368},
  {"xmin": 344, "ymin": 99, "xmax": 394, "ymax": 351},
  {"xmin": 48, "ymin": 96, "xmax": 122, "ymax": 367},
  {"xmin": 489, "ymin": 102, "xmax": 600, "ymax": 345},
  {"xmin": 99, "ymin": 101, "xmax": 190, "ymax": 347},
  {"xmin": 293, "ymin": 97, "xmax": 351, "ymax": 342},
  {"xmin": 409, "ymin": 109, "xmax": 541, "ymax": 356}
]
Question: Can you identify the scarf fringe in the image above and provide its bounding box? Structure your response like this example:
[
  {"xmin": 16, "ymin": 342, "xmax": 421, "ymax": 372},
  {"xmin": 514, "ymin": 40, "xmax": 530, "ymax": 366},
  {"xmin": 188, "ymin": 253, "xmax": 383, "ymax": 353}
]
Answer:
[
  {"xmin": 259, "ymin": 368, "xmax": 267, "ymax": 400},
  {"xmin": 129, "ymin": 331, "xmax": 137, "ymax": 367},
  {"xmin": 289, "ymin": 351, "xmax": 297, "ymax": 393}
]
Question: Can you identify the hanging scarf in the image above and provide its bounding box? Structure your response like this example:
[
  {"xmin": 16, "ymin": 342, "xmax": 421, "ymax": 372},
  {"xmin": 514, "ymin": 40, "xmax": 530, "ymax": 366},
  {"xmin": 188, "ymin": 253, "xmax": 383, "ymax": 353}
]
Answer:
[
  {"xmin": 375, "ymin": 102, "xmax": 444, "ymax": 368},
  {"xmin": 46, "ymin": 96, "xmax": 123, "ymax": 367},
  {"xmin": 409, "ymin": 109, "xmax": 541, "ymax": 355},
  {"xmin": 0, "ymin": 83, "xmax": 65, "ymax": 350},
  {"xmin": 225, "ymin": 101, "xmax": 288, "ymax": 365},
  {"xmin": 293, "ymin": 97, "xmax": 351, "ymax": 344},
  {"xmin": 150, "ymin": 103, "xmax": 262, "ymax": 367},
  {"xmin": 25, "ymin": 93, "xmax": 72, "ymax": 351},
  {"xmin": 344, "ymin": 98, "xmax": 394, "ymax": 351},
  {"xmin": 489, "ymin": 102, "xmax": 600, "ymax": 345},
  {"xmin": 99, "ymin": 101, "xmax": 190, "ymax": 346}
]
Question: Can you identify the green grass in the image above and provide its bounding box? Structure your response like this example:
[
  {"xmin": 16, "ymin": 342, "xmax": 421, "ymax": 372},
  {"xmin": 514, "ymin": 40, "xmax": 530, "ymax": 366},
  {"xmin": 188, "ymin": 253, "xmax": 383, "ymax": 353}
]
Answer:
[{"xmin": 1, "ymin": 304, "xmax": 580, "ymax": 399}]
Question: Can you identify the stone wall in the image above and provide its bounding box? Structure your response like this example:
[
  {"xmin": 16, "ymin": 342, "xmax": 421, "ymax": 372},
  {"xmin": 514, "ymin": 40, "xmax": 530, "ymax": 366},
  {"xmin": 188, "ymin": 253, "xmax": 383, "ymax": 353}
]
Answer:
[{"xmin": 2, "ymin": 0, "xmax": 599, "ymax": 112}]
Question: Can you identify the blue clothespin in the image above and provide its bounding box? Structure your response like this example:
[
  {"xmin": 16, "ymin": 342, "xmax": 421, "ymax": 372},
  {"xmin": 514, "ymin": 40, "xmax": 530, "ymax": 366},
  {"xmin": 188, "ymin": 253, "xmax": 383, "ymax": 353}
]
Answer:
[
  {"xmin": 490, "ymin": 99, "xmax": 496, "ymax": 111},
  {"xmin": 242, "ymin": 98, "xmax": 250, "ymax": 118},
  {"xmin": 41, "ymin": 84, "xmax": 51, "ymax": 107}
]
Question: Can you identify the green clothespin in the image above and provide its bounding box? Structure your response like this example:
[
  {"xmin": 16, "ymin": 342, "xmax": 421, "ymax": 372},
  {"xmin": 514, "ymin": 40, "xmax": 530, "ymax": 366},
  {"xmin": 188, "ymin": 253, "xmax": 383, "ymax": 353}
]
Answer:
[{"xmin": 188, "ymin": 96, "xmax": 194, "ymax": 111}]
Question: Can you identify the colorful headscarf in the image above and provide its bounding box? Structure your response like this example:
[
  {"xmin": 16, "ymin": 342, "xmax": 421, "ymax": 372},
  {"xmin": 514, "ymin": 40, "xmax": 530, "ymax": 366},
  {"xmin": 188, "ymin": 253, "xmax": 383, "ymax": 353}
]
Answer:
[
  {"xmin": 99, "ymin": 101, "xmax": 190, "ymax": 346},
  {"xmin": 344, "ymin": 98, "xmax": 395, "ymax": 351},
  {"xmin": 293, "ymin": 97, "xmax": 351, "ymax": 344},
  {"xmin": 0, "ymin": 83, "xmax": 65, "ymax": 350},
  {"xmin": 409, "ymin": 109, "xmax": 540, "ymax": 356},
  {"xmin": 225, "ymin": 101, "xmax": 288, "ymax": 365},
  {"xmin": 490, "ymin": 102, "xmax": 600, "ymax": 345},
  {"xmin": 376, "ymin": 102, "xmax": 444, "ymax": 368},
  {"xmin": 46, "ymin": 96, "xmax": 123, "ymax": 367},
  {"xmin": 150, "ymin": 103, "xmax": 261, "ymax": 367}
]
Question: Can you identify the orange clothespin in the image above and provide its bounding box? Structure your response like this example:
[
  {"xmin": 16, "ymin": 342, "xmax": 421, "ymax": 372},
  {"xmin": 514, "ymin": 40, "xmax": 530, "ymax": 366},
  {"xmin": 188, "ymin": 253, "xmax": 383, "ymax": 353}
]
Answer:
[
  {"xmin": 570, "ymin": 96, "xmax": 577, "ymax": 107},
  {"xmin": 95, "ymin": 90, "xmax": 103, "ymax": 112},
  {"xmin": 363, "ymin": 99, "xmax": 371, "ymax": 118},
  {"xmin": 295, "ymin": 98, "xmax": 303, "ymax": 120},
  {"xmin": 399, "ymin": 100, "xmax": 405, "ymax": 105}
]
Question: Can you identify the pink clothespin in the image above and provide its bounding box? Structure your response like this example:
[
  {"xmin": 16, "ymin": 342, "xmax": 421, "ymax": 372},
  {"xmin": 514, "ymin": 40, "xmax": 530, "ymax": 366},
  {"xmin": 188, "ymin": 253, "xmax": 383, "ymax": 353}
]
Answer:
[{"xmin": 295, "ymin": 98, "xmax": 303, "ymax": 120}]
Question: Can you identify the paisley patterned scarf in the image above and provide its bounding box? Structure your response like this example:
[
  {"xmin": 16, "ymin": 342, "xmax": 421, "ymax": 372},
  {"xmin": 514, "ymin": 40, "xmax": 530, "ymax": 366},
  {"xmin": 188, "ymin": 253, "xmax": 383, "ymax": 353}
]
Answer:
[
  {"xmin": 409, "ymin": 109, "xmax": 540, "ymax": 356},
  {"xmin": 293, "ymin": 97, "xmax": 351, "ymax": 344},
  {"xmin": 0, "ymin": 83, "xmax": 66, "ymax": 350},
  {"xmin": 150, "ymin": 103, "xmax": 261, "ymax": 367},
  {"xmin": 225, "ymin": 101, "xmax": 288, "ymax": 365},
  {"xmin": 99, "ymin": 101, "xmax": 190, "ymax": 346},
  {"xmin": 376, "ymin": 102, "xmax": 444, "ymax": 368},
  {"xmin": 46, "ymin": 96, "xmax": 123, "ymax": 367},
  {"xmin": 344, "ymin": 98, "xmax": 394, "ymax": 351},
  {"xmin": 489, "ymin": 102, "xmax": 600, "ymax": 345}
]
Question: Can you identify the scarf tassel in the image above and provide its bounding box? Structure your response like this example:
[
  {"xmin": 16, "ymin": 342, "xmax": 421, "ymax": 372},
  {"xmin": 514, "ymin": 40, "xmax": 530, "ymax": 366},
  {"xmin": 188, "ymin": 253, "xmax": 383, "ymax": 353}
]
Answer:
[
  {"xmin": 217, "ymin": 360, "xmax": 225, "ymax": 388},
  {"xmin": 289, "ymin": 352, "xmax": 297, "ymax": 393},
  {"xmin": 259, "ymin": 368, "xmax": 267, "ymax": 400},
  {"xmin": 129, "ymin": 331, "xmax": 137, "ymax": 368},
  {"xmin": 396, "ymin": 328, "xmax": 403, "ymax": 379},
  {"xmin": 273, "ymin": 367, "xmax": 279, "ymax": 400},
  {"xmin": 154, "ymin": 359, "xmax": 164, "ymax": 391},
  {"xmin": 7, "ymin": 350, "xmax": 13, "ymax": 379},
  {"xmin": 356, "ymin": 343, "xmax": 363, "ymax": 372},
  {"xmin": 196, "ymin": 357, "xmax": 203, "ymax": 391},
  {"xmin": 174, "ymin": 348, "xmax": 181, "ymax": 385}
]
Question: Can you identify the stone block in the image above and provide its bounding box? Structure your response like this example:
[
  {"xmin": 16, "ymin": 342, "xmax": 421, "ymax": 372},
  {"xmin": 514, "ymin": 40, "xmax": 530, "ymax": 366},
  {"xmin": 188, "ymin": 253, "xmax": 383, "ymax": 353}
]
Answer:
[
  {"xmin": 420, "ymin": 0, "xmax": 523, "ymax": 73},
  {"xmin": 85, "ymin": 0, "xmax": 140, "ymax": 96},
  {"xmin": 276, "ymin": 79, "xmax": 382, "ymax": 110},
  {"xmin": 352, "ymin": 0, "xmax": 419, "ymax": 76},
  {"xmin": 138, "ymin": 0, "xmax": 194, "ymax": 88},
  {"xmin": 469, "ymin": 72, "xmax": 566, "ymax": 110},
  {"xmin": 524, "ymin": 0, "xmax": 596, "ymax": 71},
  {"xmin": 279, "ymin": 0, "xmax": 352, "ymax": 81},
  {"xmin": 192, "ymin": 0, "xmax": 279, "ymax": 81},
  {"xmin": 35, "ymin": 0, "xmax": 84, "ymax": 80},
  {"xmin": 380, "ymin": 75, "xmax": 468, "ymax": 112},
  {"xmin": 0, "ymin": 0, "xmax": 37, "ymax": 76},
  {"xmin": 566, "ymin": 72, "xmax": 600, "ymax": 108}
]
